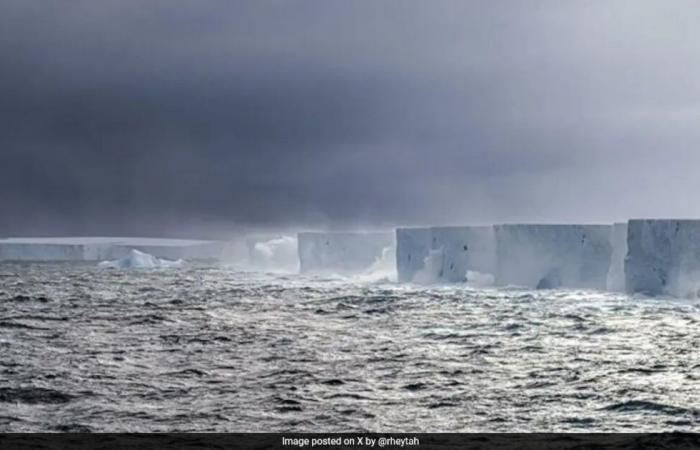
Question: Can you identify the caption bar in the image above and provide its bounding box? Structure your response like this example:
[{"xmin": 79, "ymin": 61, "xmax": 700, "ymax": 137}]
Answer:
[{"xmin": 282, "ymin": 436, "xmax": 420, "ymax": 448}]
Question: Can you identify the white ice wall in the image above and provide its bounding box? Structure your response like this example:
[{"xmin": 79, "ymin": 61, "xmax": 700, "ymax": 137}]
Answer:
[
  {"xmin": 82, "ymin": 243, "xmax": 119, "ymax": 261},
  {"xmin": 0, "ymin": 238, "xmax": 226, "ymax": 262},
  {"xmin": 625, "ymin": 219, "xmax": 700, "ymax": 297},
  {"xmin": 606, "ymin": 222, "xmax": 628, "ymax": 292},
  {"xmin": 298, "ymin": 232, "xmax": 394, "ymax": 274},
  {"xmin": 0, "ymin": 243, "xmax": 86, "ymax": 261},
  {"xmin": 495, "ymin": 224, "xmax": 613, "ymax": 290},
  {"xmin": 395, "ymin": 226, "xmax": 496, "ymax": 283}
]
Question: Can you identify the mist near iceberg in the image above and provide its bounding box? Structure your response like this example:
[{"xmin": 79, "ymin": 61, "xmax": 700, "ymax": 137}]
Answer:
[
  {"xmin": 411, "ymin": 248, "xmax": 445, "ymax": 285},
  {"xmin": 247, "ymin": 235, "xmax": 299, "ymax": 273},
  {"xmin": 352, "ymin": 245, "xmax": 398, "ymax": 284}
]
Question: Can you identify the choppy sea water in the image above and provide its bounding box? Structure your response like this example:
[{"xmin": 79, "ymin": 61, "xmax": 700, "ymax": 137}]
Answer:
[{"xmin": 0, "ymin": 263, "xmax": 698, "ymax": 432}]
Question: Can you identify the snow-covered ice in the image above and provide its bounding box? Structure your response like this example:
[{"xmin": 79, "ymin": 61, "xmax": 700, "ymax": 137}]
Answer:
[
  {"xmin": 297, "ymin": 232, "xmax": 394, "ymax": 274},
  {"xmin": 98, "ymin": 249, "xmax": 183, "ymax": 269},
  {"xmin": 495, "ymin": 224, "xmax": 613, "ymax": 290}
]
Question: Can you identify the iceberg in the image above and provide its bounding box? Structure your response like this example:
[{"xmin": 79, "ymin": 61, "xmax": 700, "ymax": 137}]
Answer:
[
  {"xmin": 0, "ymin": 242, "xmax": 90, "ymax": 261},
  {"xmin": 297, "ymin": 231, "xmax": 394, "ymax": 275},
  {"xmin": 433, "ymin": 226, "xmax": 496, "ymax": 282},
  {"xmin": 494, "ymin": 224, "xmax": 613, "ymax": 290},
  {"xmin": 98, "ymin": 249, "xmax": 183, "ymax": 269},
  {"xmin": 396, "ymin": 226, "xmax": 496, "ymax": 283},
  {"xmin": 0, "ymin": 237, "xmax": 225, "ymax": 262},
  {"xmin": 625, "ymin": 219, "xmax": 700, "ymax": 297}
]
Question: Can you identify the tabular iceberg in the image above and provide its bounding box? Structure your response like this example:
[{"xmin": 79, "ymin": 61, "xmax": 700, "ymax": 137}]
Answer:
[
  {"xmin": 0, "ymin": 237, "xmax": 225, "ymax": 262},
  {"xmin": 495, "ymin": 224, "xmax": 613, "ymax": 290},
  {"xmin": 625, "ymin": 219, "xmax": 700, "ymax": 297},
  {"xmin": 297, "ymin": 232, "xmax": 394, "ymax": 274},
  {"xmin": 0, "ymin": 242, "xmax": 90, "ymax": 261},
  {"xmin": 396, "ymin": 226, "xmax": 496, "ymax": 283}
]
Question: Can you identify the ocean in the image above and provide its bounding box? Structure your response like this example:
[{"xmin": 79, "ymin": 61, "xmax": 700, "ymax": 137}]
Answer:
[{"xmin": 1, "ymin": 263, "xmax": 698, "ymax": 432}]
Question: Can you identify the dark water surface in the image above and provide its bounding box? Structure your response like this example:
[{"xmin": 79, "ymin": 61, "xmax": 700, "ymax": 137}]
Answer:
[{"xmin": 0, "ymin": 264, "xmax": 698, "ymax": 432}]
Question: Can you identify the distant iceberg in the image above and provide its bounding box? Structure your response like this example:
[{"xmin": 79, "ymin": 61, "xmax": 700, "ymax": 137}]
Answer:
[
  {"xmin": 0, "ymin": 237, "xmax": 225, "ymax": 262},
  {"xmin": 98, "ymin": 249, "xmax": 184, "ymax": 269}
]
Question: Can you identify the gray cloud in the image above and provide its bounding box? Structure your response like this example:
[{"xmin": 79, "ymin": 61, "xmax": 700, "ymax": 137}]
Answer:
[{"xmin": 1, "ymin": 0, "xmax": 699, "ymax": 237}]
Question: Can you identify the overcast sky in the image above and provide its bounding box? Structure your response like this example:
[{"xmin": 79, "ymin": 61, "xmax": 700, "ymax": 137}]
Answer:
[{"xmin": 1, "ymin": 1, "xmax": 699, "ymax": 237}]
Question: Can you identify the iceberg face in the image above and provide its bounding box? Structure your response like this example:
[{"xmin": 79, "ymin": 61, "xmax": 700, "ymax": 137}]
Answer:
[
  {"xmin": 436, "ymin": 226, "xmax": 496, "ymax": 282},
  {"xmin": 606, "ymin": 222, "xmax": 628, "ymax": 292},
  {"xmin": 98, "ymin": 249, "xmax": 183, "ymax": 269},
  {"xmin": 495, "ymin": 224, "xmax": 613, "ymax": 290},
  {"xmin": 396, "ymin": 226, "xmax": 496, "ymax": 283},
  {"xmin": 82, "ymin": 243, "xmax": 119, "ymax": 261},
  {"xmin": 625, "ymin": 219, "xmax": 700, "ymax": 297},
  {"xmin": 0, "ymin": 237, "xmax": 225, "ymax": 262},
  {"xmin": 297, "ymin": 232, "xmax": 395, "ymax": 275},
  {"xmin": 396, "ymin": 228, "xmax": 433, "ymax": 282},
  {"xmin": 0, "ymin": 243, "xmax": 87, "ymax": 261}
]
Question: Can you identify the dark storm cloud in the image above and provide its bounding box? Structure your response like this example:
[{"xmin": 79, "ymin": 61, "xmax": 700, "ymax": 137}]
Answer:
[{"xmin": 1, "ymin": 0, "xmax": 699, "ymax": 236}]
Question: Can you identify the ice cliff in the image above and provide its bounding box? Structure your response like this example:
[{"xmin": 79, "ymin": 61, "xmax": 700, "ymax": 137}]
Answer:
[
  {"xmin": 625, "ymin": 219, "xmax": 700, "ymax": 297},
  {"xmin": 396, "ymin": 226, "xmax": 496, "ymax": 283},
  {"xmin": 0, "ymin": 237, "xmax": 225, "ymax": 262},
  {"xmin": 495, "ymin": 224, "xmax": 613, "ymax": 290}
]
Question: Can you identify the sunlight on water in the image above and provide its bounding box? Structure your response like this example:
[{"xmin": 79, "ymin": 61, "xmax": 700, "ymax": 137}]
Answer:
[{"xmin": 0, "ymin": 263, "xmax": 698, "ymax": 432}]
